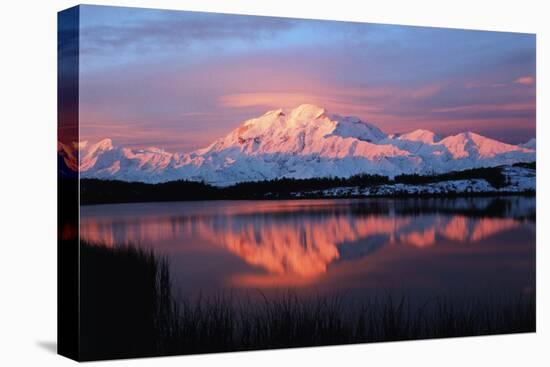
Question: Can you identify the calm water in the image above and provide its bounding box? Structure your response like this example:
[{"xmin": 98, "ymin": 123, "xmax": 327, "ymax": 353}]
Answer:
[{"xmin": 80, "ymin": 197, "xmax": 535, "ymax": 301}]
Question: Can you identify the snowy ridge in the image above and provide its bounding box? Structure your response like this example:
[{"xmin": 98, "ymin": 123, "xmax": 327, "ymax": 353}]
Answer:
[
  {"xmin": 294, "ymin": 166, "xmax": 535, "ymax": 199},
  {"xmin": 521, "ymin": 138, "xmax": 536, "ymax": 150},
  {"xmin": 63, "ymin": 104, "xmax": 535, "ymax": 185}
]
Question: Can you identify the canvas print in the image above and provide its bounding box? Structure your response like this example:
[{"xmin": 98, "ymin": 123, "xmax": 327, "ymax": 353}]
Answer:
[{"xmin": 58, "ymin": 5, "xmax": 536, "ymax": 361}]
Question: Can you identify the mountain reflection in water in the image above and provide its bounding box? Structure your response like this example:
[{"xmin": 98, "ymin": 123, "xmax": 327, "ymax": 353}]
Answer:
[{"xmin": 80, "ymin": 197, "xmax": 535, "ymax": 291}]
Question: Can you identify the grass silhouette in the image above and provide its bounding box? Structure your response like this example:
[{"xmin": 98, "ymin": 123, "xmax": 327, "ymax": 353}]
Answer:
[{"xmin": 79, "ymin": 241, "xmax": 535, "ymax": 361}]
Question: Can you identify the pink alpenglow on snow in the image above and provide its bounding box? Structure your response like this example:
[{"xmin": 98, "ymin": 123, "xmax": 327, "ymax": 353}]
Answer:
[{"xmin": 62, "ymin": 104, "xmax": 535, "ymax": 186}]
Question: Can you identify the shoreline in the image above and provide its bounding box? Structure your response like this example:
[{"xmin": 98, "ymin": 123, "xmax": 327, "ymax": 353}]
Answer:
[
  {"xmin": 80, "ymin": 190, "xmax": 536, "ymax": 206},
  {"xmin": 79, "ymin": 190, "xmax": 535, "ymax": 206}
]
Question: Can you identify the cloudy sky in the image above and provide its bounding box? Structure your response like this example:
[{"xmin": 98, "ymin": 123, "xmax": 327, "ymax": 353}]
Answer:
[{"xmin": 78, "ymin": 5, "xmax": 536, "ymax": 152}]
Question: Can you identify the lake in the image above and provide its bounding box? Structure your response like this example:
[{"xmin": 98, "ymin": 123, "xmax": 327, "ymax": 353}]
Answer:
[{"xmin": 80, "ymin": 197, "xmax": 535, "ymax": 303}]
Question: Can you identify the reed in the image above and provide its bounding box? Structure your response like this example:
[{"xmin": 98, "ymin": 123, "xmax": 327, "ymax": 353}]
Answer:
[{"xmin": 79, "ymin": 241, "xmax": 535, "ymax": 360}]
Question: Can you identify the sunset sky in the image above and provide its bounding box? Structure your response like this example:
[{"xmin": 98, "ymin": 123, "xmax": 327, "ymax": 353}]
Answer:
[{"xmin": 78, "ymin": 5, "xmax": 536, "ymax": 152}]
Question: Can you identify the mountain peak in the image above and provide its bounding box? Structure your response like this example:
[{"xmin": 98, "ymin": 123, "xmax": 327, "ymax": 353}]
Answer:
[
  {"xmin": 81, "ymin": 138, "xmax": 114, "ymax": 162},
  {"xmin": 521, "ymin": 138, "xmax": 536, "ymax": 150},
  {"xmin": 463, "ymin": 131, "xmax": 482, "ymax": 139},
  {"xmin": 93, "ymin": 138, "xmax": 114, "ymax": 151},
  {"xmin": 290, "ymin": 104, "xmax": 326, "ymax": 120},
  {"xmin": 234, "ymin": 104, "xmax": 331, "ymax": 142},
  {"xmin": 398, "ymin": 129, "xmax": 440, "ymax": 144}
]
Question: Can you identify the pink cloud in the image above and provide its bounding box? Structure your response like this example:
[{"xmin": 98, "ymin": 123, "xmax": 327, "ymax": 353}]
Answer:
[
  {"xmin": 432, "ymin": 102, "xmax": 535, "ymax": 113},
  {"xmin": 465, "ymin": 81, "xmax": 507, "ymax": 89},
  {"xmin": 220, "ymin": 92, "xmax": 323, "ymax": 109},
  {"xmin": 514, "ymin": 76, "xmax": 535, "ymax": 85},
  {"xmin": 219, "ymin": 92, "xmax": 382, "ymax": 115}
]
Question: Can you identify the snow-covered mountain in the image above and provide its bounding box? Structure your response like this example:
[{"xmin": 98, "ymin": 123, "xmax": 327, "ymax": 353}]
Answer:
[
  {"xmin": 61, "ymin": 104, "xmax": 536, "ymax": 185},
  {"xmin": 521, "ymin": 138, "xmax": 536, "ymax": 150}
]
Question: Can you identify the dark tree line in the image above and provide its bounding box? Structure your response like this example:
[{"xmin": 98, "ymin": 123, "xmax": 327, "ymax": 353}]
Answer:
[
  {"xmin": 79, "ymin": 175, "xmax": 389, "ymax": 204},
  {"xmin": 79, "ymin": 163, "xmax": 534, "ymax": 205},
  {"xmin": 513, "ymin": 161, "xmax": 536, "ymax": 169}
]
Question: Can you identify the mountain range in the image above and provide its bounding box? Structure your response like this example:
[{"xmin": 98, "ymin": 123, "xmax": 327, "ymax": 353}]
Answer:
[{"xmin": 58, "ymin": 104, "xmax": 536, "ymax": 186}]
